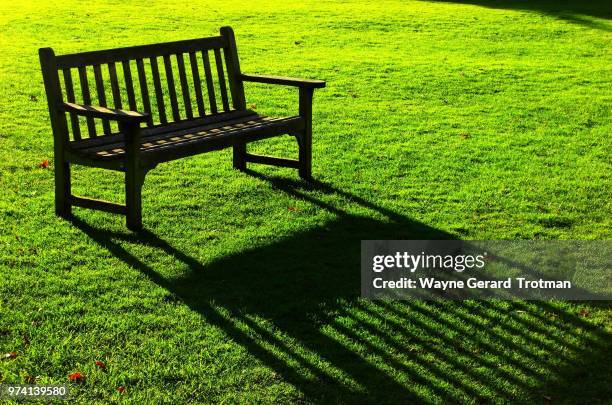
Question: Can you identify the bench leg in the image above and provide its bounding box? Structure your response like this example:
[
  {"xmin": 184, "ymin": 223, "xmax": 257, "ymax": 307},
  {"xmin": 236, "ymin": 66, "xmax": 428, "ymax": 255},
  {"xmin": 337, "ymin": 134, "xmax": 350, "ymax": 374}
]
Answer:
[
  {"xmin": 233, "ymin": 142, "xmax": 247, "ymax": 171},
  {"xmin": 298, "ymin": 87, "xmax": 314, "ymax": 181},
  {"xmin": 55, "ymin": 160, "xmax": 72, "ymax": 218},
  {"xmin": 125, "ymin": 168, "xmax": 143, "ymax": 231},
  {"xmin": 298, "ymin": 130, "xmax": 312, "ymax": 180},
  {"xmin": 122, "ymin": 122, "xmax": 144, "ymax": 231}
]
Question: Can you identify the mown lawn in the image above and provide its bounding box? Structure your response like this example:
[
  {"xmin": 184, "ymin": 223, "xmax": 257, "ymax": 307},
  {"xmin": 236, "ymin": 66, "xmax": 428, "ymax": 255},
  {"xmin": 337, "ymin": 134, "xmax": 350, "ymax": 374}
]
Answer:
[{"xmin": 0, "ymin": 0, "xmax": 610, "ymax": 402}]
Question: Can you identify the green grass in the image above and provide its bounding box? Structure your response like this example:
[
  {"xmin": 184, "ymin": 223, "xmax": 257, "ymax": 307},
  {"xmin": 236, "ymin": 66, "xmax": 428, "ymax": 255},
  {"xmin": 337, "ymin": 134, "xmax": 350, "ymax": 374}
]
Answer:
[{"xmin": 1, "ymin": 0, "xmax": 611, "ymax": 402}]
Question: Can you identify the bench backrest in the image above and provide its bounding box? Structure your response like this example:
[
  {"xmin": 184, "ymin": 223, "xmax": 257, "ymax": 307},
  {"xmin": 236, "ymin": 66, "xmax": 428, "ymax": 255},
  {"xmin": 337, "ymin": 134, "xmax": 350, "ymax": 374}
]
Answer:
[{"xmin": 40, "ymin": 27, "xmax": 246, "ymax": 143}]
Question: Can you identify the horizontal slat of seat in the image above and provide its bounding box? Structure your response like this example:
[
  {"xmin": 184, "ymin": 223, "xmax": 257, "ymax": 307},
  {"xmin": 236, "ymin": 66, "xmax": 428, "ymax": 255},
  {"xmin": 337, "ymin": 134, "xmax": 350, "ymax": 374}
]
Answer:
[
  {"xmin": 56, "ymin": 36, "xmax": 226, "ymax": 69},
  {"xmin": 69, "ymin": 110, "xmax": 259, "ymax": 150},
  {"xmin": 68, "ymin": 114, "xmax": 304, "ymax": 165},
  {"xmin": 142, "ymin": 116, "xmax": 304, "ymax": 165}
]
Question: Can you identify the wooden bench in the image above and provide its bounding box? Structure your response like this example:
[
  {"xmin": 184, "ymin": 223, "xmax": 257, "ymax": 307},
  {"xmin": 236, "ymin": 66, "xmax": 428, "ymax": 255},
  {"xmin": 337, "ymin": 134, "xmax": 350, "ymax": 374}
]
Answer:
[{"xmin": 39, "ymin": 27, "xmax": 325, "ymax": 231}]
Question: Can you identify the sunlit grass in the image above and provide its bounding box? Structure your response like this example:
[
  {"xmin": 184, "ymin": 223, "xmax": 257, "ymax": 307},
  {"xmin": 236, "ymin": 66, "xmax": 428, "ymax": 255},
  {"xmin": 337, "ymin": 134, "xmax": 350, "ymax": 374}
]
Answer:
[{"xmin": 0, "ymin": 0, "xmax": 610, "ymax": 402}]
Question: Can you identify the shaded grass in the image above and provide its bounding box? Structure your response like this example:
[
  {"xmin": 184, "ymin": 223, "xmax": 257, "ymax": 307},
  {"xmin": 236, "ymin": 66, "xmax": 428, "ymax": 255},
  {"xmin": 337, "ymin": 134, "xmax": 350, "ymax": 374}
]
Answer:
[{"xmin": 0, "ymin": 0, "xmax": 611, "ymax": 402}]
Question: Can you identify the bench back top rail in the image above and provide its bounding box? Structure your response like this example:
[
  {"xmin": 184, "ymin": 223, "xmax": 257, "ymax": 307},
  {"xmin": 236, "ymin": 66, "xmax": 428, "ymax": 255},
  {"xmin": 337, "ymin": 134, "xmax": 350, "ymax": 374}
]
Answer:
[{"xmin": 40, "ymin": 27, "xmax": 246, "ymax": 143}]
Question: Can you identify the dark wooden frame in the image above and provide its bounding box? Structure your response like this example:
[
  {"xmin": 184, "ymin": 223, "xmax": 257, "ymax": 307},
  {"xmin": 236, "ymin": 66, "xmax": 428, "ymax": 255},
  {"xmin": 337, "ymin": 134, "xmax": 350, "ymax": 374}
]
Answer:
[{"xmin": 39, "ymin": 27, "xmax": 325, "ymax": 231}]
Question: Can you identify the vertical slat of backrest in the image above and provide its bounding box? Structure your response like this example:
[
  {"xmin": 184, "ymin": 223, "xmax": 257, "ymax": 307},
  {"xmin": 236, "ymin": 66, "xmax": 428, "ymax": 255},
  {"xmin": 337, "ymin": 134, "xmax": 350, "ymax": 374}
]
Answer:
[
  {"xmin": 201, "ymin": 51, "xmax": 217, "ymax": 114},
  {"xmin": 122, "ymin": 60, "xmax": 137, "ymax": 111},
  {"xmin": 150, "ymin": 58, "xmax": 167, "ymax": 124},
  {"xmin": 78, "ymin": 66, "xmax": 97, "ymax": 137},
  {"xmin": 220, "ymin": 26, "xmax": 246, "ymax": 110},
  {"xmin": 62, "ymin": 68, "xmax": 81, "ymax": 140},
  {"xmin": 92, "ymin": 65, "xmax": 112, "ymax": 135},
  {"xmin": 163, "ymin": 55, "xmax": 180, "ymax": 121},
  {"xmin": 108, "ymin": 62, "xmax": 123, "ymax": 109},
  {"xmin": 213, "ymin": 48, "xmax": 230, "ymax": 112},
  {"xmin": 176, "ymin": 54, "xmax": 193, "ymax": 119},
  {"xmin": 189, "ymin": 52, "xmax": 205, "ymax": 116},
  {"xmin": 136, "ymin": 59, "xmax": 154, "ymax": 127}
]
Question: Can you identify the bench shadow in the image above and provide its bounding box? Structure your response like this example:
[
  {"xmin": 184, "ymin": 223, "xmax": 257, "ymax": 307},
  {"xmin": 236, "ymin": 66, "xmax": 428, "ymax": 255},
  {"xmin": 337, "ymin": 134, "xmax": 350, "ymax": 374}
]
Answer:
[
  {"xmin": 424, "ymin": 0, "xmax": 611, "ymax": 31},
  {"xmin": 70, "ymin": 174, "xmax": 610, "ymax": 402}
]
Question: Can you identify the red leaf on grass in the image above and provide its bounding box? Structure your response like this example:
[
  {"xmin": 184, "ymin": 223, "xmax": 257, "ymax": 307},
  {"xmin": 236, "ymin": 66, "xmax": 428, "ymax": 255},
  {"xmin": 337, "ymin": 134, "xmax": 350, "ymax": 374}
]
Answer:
[
  {"xmin": 4, "ymin": 351, "xmax": 17, "ymax": 359},
  {"xmin": 68, "ymin": 372, "xmax": 85, "ymax": 383},
  {"xmin": 288, "ymin": 206, "xmax": 299, "ymax": 212},
  {"xmin": 579, "ymin": 308, "xmax": 589, "ymax": 317},
  {"xmin": 95, "ymin": 360, "xmax": 106, "ymax": 369},
  {"xmin": 117, "ymin": 386, "xmax": 125, "ymax": 394},
  {"xmin": 38, "ymin": 159, "xmax": 49, "ymax": 169}
]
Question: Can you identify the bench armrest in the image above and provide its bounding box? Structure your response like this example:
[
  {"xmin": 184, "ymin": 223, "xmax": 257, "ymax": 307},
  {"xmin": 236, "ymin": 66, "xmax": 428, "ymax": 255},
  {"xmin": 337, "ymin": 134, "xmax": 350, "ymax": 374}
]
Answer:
[
  {"xmin": 240, "ymin": 74, "xmax": 325, "ymax": 89},
  {"xmin": 61, "ymin": 102, "xmax": 149, "ymax": 124}
]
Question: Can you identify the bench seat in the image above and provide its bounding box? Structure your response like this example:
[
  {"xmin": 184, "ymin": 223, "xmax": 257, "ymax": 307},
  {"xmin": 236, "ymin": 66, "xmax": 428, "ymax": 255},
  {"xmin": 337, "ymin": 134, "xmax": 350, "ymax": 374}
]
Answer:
[{"xmin": 66, "ymin": 111, "xmax": 304, "ymax": 167}]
